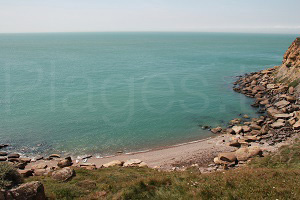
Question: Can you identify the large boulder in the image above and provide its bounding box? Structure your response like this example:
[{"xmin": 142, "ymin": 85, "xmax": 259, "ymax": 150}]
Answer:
[
  {"xmin": 31, "ymin": 163, "xmax": 47, "ymax": 170},
  {"xmin": 0, "ymin": 156, "xmax": 7, "ymax": 161},
  {"xmin": 218, "ymin": 152, "xmax": 237, "ymax": 163},
  {"xmin": 293, "ymin": 120, "xmax": 300, "ymax": 130},
  {"xmin": 7, "ymin": 154, "xmax": 20, "ymax": 159},
  {"xmin": 267, "ymin": 107, "xmax": 281, "ymax": 118},
  {"xmin": 57, "ymin": 157, "xmax": 72, "ymax": 168},
  {"xmin": 285, "ymin": 96, "xmax": 297, "ymax": 102},
  {"xmin": 123, "ymin": 159, "xmax": 143, "ymax": 167},
  {"xmin": 273, "ymin": 113, "xmax": 293, "ymax": 120},
  {"xmin": 34, "ymin": 168, "xmax": 52, "ymax": 177},
  {"xmin": 0, "ymin": 152, "xmax": 7, "ymax": 156},
  {"xmin": 211, "ymin": 127, "xmax": 222, "ymax": 134},
  {"xmin": 79, "ymin": 163, "xmax": 97, "ymax": 170},
  {"xmin": 5, "ymin": 181, "xmax": 46, "ymax": 200},
  {"xmin": 271, "ymin": 120, "xmax": 285, "ymax": 129},
  {"xmin": 18, "ymin": 169, "xmax": 34, "ymax": 178},
  {"xmin": 250, "ymin": 123, "xmax": 261, "ymax": 130},
  {"xmin": 235, "ymin": 146, "xmax": 262, "ymax": 161},
  {"xmin": 242, "ymin": 126, "xmax": 251, "ymax": 133},
  {"xmin": 232, "ymin": 126, "xmax": 243, "ymax": 134},
  {"xmin": 51, "ymin": 167, "xmax": 75, "ymax": 182},
  {"xmin": 49, "ymin": 154, "xmax": 60, "ymax": 159},
  {"xmin": 102, "ymin": 160, "xmax": 124, "ymax": 168},
  {"xmin": 274, "ymin": 100, "xmax": 290, "ymax": 109}
]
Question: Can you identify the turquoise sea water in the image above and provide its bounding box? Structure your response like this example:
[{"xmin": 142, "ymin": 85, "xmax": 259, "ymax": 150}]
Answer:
[{"xmin": 0, "ymin": 33, "xmax": 297, "ymax": 156}]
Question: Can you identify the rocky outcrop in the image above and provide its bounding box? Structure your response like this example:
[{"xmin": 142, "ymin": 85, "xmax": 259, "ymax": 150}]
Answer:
[
  {"xmin": 213, "ymin": 37, "xmax": 300, "ymax": 170},
  {"xmin": 275, "ymin": 37, "xmax": 300, "ymax": 95}
]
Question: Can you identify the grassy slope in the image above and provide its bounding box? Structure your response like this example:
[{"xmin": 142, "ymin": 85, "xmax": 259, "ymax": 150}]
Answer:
[{"xmin": 27, "ymin": 139, "xmax": 300, "ymax": 200}]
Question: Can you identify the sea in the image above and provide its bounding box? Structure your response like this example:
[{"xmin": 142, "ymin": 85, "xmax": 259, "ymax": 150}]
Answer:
[{"xmin": 0, "ymin": 32, "xmax": 297, "ymax": 156}]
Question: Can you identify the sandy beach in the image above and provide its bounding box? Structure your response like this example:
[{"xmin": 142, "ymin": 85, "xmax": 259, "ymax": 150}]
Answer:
[{"xmin": 26, "ymin": 134, "xmax": 236, "ymax": 171}]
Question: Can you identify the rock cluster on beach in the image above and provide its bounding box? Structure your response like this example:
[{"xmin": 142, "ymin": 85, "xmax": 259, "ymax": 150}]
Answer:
[{"xmin": 209, "ymin": 38, "xmax": 300, "ymax": 170}]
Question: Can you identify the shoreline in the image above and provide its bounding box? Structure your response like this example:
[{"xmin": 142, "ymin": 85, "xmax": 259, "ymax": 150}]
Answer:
[{"xmin": 26, "ymin": 133, "xmax": 236, "ymax": 171}]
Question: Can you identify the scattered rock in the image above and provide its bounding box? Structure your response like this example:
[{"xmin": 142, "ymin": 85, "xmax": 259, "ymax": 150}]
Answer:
[
  {"xmin": 0, "ymin": 152, "xmax": 7, "ymax": 156},
  {"xmin": 250, "ymin": 124, "xmax": 261, "ymax": 130},
  {"xmin": 123, "ymin": 159, "xmax": 143, "ymax": 167},
  {"xmin": 138, "ymin": 162, "xmax": 148, "ymax": 167},
  {"xmin": 242, "ymin": 126, "xmax": 251, "ymax": 133},
  {"xmin": 49, "ymin": 154, "xmax": 60, "ymax": 158},
  {"xmin": 288, "ymin": 87, "xmax": 294, "ymax": 94},
  {"xmin": 18, "ymin": 169, "xmax": 34, "ymax": 177},
  {"xmin": 57, "ymin": 157, "xmax": 72, "ymax": 168},
  {"xmin": 218, "ymin": 152, "xmax": 237, "ymax": 162},
  {"xmin": 229, "ymin": 139, "xmax": 241, "ymax": 147},
  {"xmin": 293, "ymin": 120, "xmax": 300, "ymax": 130},
  {"xmin": 271, "ymin": 120, "xmax": 285, "ymax": 129},
  {"xmin": 274, "ymin": 113, "xmax": 293, "ymax": 120},
  {"xmin": 232, "ymin": 126, "xmax": 243, "ymax": 134},
  {"xmin": 34, "ymin": 168, "xmax": 52, "ymax": 176},
  {"xmin": 0, "ymin": 144, "xmax": 9, "ymax": 149},
  {"xmin": 211, "ymin": 127, "xmax": 222, "ymax": 134},
  {"xmin": 102, "ymin": 160, "xmax": 124, "ymax": 168},
  {"xmin": 82, "ymin": 155, "xmax": 93, "ymax": 159},
  {"xmin": 31, "ymin": 163, "xmax": 47, "ymax": 170},
  {"xmin": 80, "ymin": 163, "xmax": 97, "ymax": 170},
  {"xmin": 226, "ymin": 128, "xmax": 235, "ymax": 134},
  {"xmin": 274, "ymin": 100, "xmax": 290, "ymax": 108},
  {"xmin": 8, "ymin": 154, "xmax": 20, "ymax": 159},
  {"xmin": 19, "ymin": 158, "xmax": 31, "ymax": 163},
  {"xmin": 0, "ymin": 156, "xmax": 7, "ymax": 161},
  {"xmin": 285, "ymin": 96, "xmax": 297, "ymax": 102},
  {"xmin": 243, "ymin": 114, "xmax": 250, "ymax": 119}
]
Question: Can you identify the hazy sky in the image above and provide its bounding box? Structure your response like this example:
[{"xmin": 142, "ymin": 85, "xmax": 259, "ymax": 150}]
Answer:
[{"xmin": 1, "ymin": 0, "xmax": 300, "ymax": 33}]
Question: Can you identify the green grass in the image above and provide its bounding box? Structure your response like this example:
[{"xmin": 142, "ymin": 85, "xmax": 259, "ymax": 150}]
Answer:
[
  {"xmin": 25, "ymin": 140, "xmax": 300, "ymax": 200},
  {"xmin": 250, "ymin": 138, "xmax": 300, "ymax": 169}
]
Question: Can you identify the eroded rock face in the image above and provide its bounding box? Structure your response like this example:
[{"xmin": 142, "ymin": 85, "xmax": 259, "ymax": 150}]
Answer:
[
  {"xmin": 276, "ymin": 38, "xmax": 300, "ymax": 95},
  {"xmin": 5, "ymin": 181, "xmax": 46, "ymax": 200}
]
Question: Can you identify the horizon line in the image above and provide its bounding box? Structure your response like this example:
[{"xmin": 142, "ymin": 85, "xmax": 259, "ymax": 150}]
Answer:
[{"xmin": 0, "ymin": 31, "xmax": 298, "ymax": 35}]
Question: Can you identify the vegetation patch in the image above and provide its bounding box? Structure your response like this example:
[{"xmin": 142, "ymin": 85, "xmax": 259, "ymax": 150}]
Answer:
[
  {"xmin": 25, "ymin": 140, "xmax": 300, "ymax": 199},
  {"xmin": 0, "ymin": 162, "xmax": 23, "ymax": 189},
  {"xmin": 288, "ymin": 78, "xmax": 300, "ymax": 88}
]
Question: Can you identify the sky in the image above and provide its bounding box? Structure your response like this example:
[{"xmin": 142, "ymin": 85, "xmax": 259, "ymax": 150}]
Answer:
[{"xmin": 0, "ymin": 0, "xmax": 300, "ymax": 34}]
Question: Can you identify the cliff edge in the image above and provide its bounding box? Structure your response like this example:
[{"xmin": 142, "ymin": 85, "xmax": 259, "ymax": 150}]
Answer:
[{"xmin": 275, "ymin": 37, "xmax": 300, "ymax": 95}]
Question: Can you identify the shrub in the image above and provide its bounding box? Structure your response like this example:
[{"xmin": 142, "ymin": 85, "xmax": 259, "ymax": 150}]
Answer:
[
  {"xmin": 0, "ymin": 162, "xmax": 23, "ymax": 189},
  {"xmin": 288, "ymin": 78, "xmax": 300, "ymax": 88}
]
